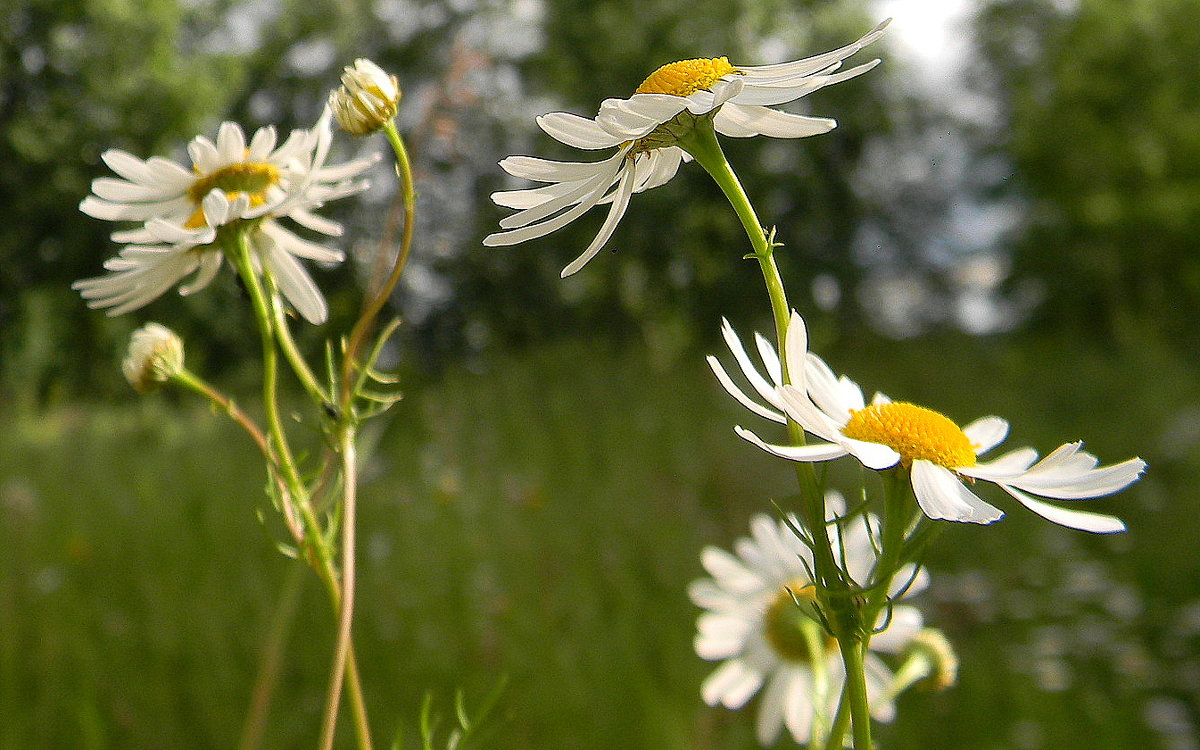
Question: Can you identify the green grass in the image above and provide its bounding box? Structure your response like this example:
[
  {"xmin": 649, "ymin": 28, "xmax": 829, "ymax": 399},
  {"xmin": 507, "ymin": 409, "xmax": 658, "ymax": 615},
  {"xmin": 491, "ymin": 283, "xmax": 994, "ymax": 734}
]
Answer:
[{"xmin": 1, "ymin": 334, "xmax": 1194, "ymax": 749}]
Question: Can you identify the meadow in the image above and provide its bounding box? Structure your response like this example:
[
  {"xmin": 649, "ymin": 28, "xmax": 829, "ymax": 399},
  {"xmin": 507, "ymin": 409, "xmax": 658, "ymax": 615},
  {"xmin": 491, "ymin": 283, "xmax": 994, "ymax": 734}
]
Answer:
[{"xmin": 2, "ymin": 330, "xmax": 1192, "ymax": 749}]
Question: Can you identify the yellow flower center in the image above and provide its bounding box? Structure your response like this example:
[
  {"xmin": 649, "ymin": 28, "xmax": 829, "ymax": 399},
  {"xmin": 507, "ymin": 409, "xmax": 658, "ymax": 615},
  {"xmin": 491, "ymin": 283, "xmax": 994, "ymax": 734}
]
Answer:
[
  {"xmin": 635, "ymin": 57, "xmax": 739, "ymax": 97},
  {"xmin": 841, "ymin": 402, "xmax": 977, "ymax": 469},
  {"xmin": 184, "ymin": 161, "xmax": 281, "ymax": 228},
  {"xmin": 763, "ymin": 581, "xmax": 833, "ymax": 663}
]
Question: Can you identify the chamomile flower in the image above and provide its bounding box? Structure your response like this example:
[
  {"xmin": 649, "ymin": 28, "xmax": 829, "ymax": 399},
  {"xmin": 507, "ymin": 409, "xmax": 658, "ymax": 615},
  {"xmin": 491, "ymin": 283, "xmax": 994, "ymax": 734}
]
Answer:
[
  {"xmin": 690, "ymin": 502, "xmax": 925, "ymax": 746},
  {"xmin": 74, "ymin": 108, "xmax": 376, "ymax": 324},
  {"xmin": 716, "ymin": 316, "xmax": 1146, "ymax": 533},
  {"xmin": 485, "ymin": 20, "xmax": 890, "ymax": 277}
]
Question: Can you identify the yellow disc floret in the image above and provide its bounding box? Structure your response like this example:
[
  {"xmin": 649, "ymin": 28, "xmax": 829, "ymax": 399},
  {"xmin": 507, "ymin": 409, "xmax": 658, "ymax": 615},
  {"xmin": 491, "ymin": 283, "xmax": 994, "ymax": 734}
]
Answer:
[
  {"xmin": 842, "ymin": 402, "xmax": 977, "ymax": 469},
  {"xmin": 764, "ymin": 581, "xmax": 833, "ymax": 663},
  {"xmin": 184, "ymin": 161, "xmax": 281, "ymax": 228},
  {"xmin": 635, "ymin": 57, "xmax": 738, "ymax": 97}
]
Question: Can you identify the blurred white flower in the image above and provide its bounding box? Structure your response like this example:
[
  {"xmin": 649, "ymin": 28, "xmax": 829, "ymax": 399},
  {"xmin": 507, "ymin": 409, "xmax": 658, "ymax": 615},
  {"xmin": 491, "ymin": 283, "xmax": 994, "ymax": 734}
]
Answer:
[
  {"xmin": 122, "ymin": 322, "xmax": 184, "ymax": 392},
  {"xmin": 715, "ymin": 315, "xmax": 1145, "ymax": 533},
  {"xmin": 689, "ymin": 501, "xmax": 925, "ymax": 746},
  {"xmin": 329, "ymin": 58, "xmax": 401, "ymax": 136},
  {"xmin": 74, "ymin": 109, "xmax": 376, "ymax": 324},
  {"xmin": 485, "ymin": 20, "xmax": 890, "ymax": 277}
]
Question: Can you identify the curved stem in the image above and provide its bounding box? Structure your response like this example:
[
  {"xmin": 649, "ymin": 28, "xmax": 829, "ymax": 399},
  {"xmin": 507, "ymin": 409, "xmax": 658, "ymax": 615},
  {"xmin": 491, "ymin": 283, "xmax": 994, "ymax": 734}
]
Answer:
[
  {"xmin": 318, "ymin": 427, "xmax": 363, "ymax": 750},
  {"xmin": 339, "ymin": 119, "xmax": 415, "ymax": 410},
  {"xmin": 263, "ymin": 271, "xmax": 330, "ymax": 405}
]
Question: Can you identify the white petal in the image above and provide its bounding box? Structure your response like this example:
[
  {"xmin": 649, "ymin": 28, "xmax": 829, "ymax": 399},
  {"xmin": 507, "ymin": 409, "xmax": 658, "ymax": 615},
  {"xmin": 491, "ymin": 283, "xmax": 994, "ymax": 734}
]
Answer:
[
  {"xmin": 1001, "ymin": 486, "xmax": 1127, "ymax": 533},
  {"xmin": 962, "ymin": 416, "xmax": 1010, "ymax": 455},
  {"xmin": 261, "ymin": 238, "xmax": 328, "ymax": 325},
  {"xmin": 484, "ymin": 154, "xmax": 624, "ymax": 248},
  {"xmin": 714, "ymin": 103, "xmax": 837, "ymax": 138},
  {"xmin": 781, "ymin": 665, "xmax": 815, "ymax": 744},
  {"xmin": 963, "ymin": 446, "xmax": 1039, "ymax": 480},
  {"xmin": 754, "ymin": 332, "xmax": 783, "ymax": 387},
  {"xmin": 1006, "ymin": 446, "xmax": 1146, "ymax": 500},
  {"xmin": 738, "ymin": 19, "xmax": 891, "ymax": 80},
  {"xmin": 536, "ymin": 111, "xmax": 626, "ymax": 149},
  {"xmin": 910, "ymin": 461, "xmax": 1004, "ymax": 524},
  {"xmin": 596, "ymin": 94, "xmax": 689, "ymax": 138},
  {"xmin": 701, "ymin": 659, "xmax": 764, "ymax": 709},
  {"xmin": 560, "ymin": 158, "xmax": 638, "ymax": 277},
  {"xmin": 783, "ymin": 311, "xmax": 808, "ymax": 386},
  {"xmin": 214, "ymin": 121, "xmax": 247, "ymax": 164},
  {"xmin": 720, "ymin": 318, "xmax": 783, "ymax": 409},
  {"xmin": 734, "ymin": 426, "xmax": 849, "ymax": 462},
  {"xmin": 498, "ymin": 155, "xmax": 615, "ymax": 183},
  {"xmin": 732, "ymin": 59, "xmax": 883, "ymax": 105},
  {"xmin": 755, "ymin": 669, "xmax": 790, "ymax": 746},
  {"xmin": 261, "ymin": 222, "xmax": 344, "ymax": 263},
  {"xmin": 499, "ymin": 169, "xmax": 612, "ymax": 229},
  {"xmin": 177, "ymin": 251, "xmax": 224, "ymax": 296},
  {"xmin": 706, "ymin": 355, "xmax": 786, "ymax": 423},
  {"xmin": 842, "ymin": 436, "xmax": 902, "ymax": 470}
]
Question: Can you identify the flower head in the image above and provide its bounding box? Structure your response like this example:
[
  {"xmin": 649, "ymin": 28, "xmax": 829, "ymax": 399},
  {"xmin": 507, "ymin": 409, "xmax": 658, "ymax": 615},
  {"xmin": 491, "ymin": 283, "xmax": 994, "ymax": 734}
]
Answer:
[
  {"xmin": 74, "ymin": 109, "xmax": 377, "ymax": 324},
  {"xmin": 329, "ymin": 58, "xmax": 401, "ymax": 136},
  {"xmin": 484, "ymin": 20, "xmax": 890, "ymax": 277},
  {"xmin": 690, "ymin": 501, "xmax": 925, "ymax": 746},
  {"xmin": 123, "ymin": 322, "xmax": 184, "ymax": 392},
  {"xmin": 715, "ymin": 315, "xmax": 1146, "ymax": 533}
]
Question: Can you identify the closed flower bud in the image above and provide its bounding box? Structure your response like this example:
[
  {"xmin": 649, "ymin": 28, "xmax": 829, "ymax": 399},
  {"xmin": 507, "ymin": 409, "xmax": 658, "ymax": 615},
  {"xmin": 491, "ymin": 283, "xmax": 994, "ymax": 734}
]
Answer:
[
  {"xmin": 329, "ymin": 58, "xmax": 400, "ymax": 135},
  {"xmin": 123, "ymin": 323, "xmax": 184, "ymax": 393}
]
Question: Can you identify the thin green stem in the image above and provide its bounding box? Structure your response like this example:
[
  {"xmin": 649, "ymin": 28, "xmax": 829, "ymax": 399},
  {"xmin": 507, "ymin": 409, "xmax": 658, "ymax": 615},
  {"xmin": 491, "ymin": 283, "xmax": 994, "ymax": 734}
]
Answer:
[
  {"xmin": 339, "ymin": 119, "xmax": 415, "ymax": 411},
  {"xmin": 226, "ymin": 229, "xmax": 372, "ymax": 750},
  {"xmin": 171, "ymin": 368, "xmax": 271, "ymax": 463},
  {"xmin": 825, "ymin": 687, "xmax": 852, "ymax": 750},
  {"xmin": 263, "ymin": 271, "xmax": 330, "ymax": 405},
  {"xmin": 318, "ymin": 427, "xmax": 363, "ymax": 750},
  {"xmin": 682, "ymin": 121, "xmax": 873, "ymax": 747},
  {"xmin": 837, "ymin": 638, "xmax": 874, "ymax": 750}
]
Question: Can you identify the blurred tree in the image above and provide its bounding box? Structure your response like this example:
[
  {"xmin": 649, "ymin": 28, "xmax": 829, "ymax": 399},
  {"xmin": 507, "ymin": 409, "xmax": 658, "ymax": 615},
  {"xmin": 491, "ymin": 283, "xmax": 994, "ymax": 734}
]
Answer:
[{"xmin": 973, "ymin": 0, "xmax": 1200, "ymax": 350}]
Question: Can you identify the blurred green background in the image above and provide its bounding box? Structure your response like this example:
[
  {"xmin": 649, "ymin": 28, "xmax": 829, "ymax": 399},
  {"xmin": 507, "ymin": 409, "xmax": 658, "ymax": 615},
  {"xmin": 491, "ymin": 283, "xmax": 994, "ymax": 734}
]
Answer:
[{"xmin": 1, "ymin": 0, "xmax": 1197, "ymax": 748}]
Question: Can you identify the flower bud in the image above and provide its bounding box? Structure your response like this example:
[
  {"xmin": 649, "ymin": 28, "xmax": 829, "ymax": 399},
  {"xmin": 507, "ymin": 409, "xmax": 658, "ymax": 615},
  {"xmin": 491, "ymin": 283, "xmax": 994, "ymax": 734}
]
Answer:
[
  {"xmin": 890, "ymin": 628, "xmax": 959, "ymax": 697},
  {"xmin": 328, "ymin": 58, "xmax": 401, "ymax": 135},
  {"xmin": 123, "ymin": 323, "xmax": 184, "ymax": 393}
]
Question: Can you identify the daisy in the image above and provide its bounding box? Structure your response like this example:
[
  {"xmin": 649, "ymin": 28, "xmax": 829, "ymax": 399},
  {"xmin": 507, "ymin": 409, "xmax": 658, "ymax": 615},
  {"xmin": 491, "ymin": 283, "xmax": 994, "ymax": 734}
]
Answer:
[
  {"xmin": 690, "ymin": 502, "xmax": 925, "ymax": 746},
  {"xmin": 74, "ymin": 108, "xmax": 376, "ymax": 324},
  {"xmin": 714, "ymin": 315, "xmax": 1146, "ymax": 533},
  {"xmin": 484, "ymin": 20, "xmax": 891, "ymax": 278}
]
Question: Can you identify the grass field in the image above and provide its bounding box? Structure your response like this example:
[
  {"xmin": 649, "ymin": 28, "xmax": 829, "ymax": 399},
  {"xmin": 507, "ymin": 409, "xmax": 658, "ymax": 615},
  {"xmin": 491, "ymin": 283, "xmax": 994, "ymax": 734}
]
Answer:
[{"xmin": 1, "ymin": 333, "xmax": 1195, "ymax": 749}]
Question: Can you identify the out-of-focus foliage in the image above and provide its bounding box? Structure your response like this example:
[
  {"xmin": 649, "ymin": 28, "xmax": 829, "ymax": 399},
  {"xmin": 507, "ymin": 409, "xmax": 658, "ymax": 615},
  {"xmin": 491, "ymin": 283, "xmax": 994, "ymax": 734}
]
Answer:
[{"xmin": 973, "ymin": 0, "xmax": 1200, "ymax": 349}]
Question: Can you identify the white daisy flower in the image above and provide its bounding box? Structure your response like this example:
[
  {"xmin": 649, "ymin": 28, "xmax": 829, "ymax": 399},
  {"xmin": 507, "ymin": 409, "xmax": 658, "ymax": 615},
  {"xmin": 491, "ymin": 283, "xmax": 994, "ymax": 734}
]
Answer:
[
  {"xmin": 74, "ymin": 108, "xmax": 377, "ymax": 324},
  {"xmin": 484, "ymin": 20, "xmax": 891, "ymax": 278},
  {"xmin": 715, "ymin": 316, "xmax": 1146, "ymax": 533},
  {"xmin": 690, "ymin": 502, "xmax": 925, "ymax": 746}
]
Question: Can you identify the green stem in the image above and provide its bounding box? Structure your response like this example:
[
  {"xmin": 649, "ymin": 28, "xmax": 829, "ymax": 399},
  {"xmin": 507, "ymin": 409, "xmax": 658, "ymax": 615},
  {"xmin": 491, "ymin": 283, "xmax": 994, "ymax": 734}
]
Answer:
[
  {"xmin": 837, "ymin": 638, "xmax": 874, "ymax": 750},
  {"xmin": 682, "ymin": 120, "xmax": 872, "ymax": 747},
  {"xmin": 226, "ymin": 229, "xmax": 373, "ymax": 750},
  {"xmin": 318, "ymin": 427, "xmax": 363, "ymax": 750},
  {"xmin": 263, "ymin": 271, "xmax": 330, "ymax": 405},
  {"xmin": 339, "ymin": 119, "xmax": 415, "ymax": 411}
]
